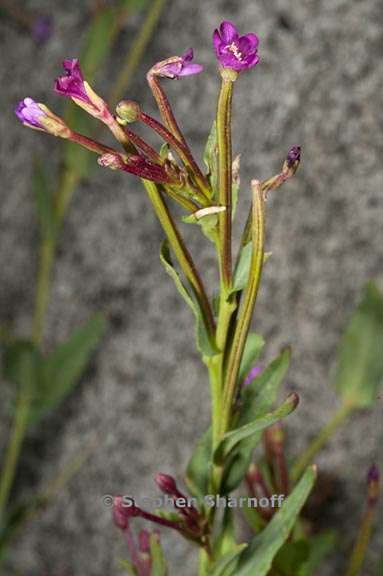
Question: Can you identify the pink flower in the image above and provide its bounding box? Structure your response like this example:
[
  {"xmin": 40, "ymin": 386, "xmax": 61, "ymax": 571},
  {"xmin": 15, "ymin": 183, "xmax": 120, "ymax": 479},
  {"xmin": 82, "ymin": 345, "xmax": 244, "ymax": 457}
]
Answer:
[
  {"xmin": 150, "ymin": 49, "xmax": 203, "ymax": 79},
  {"xmin": 213, "ymin": 21, "xmax": 259, "ymax": 72}
]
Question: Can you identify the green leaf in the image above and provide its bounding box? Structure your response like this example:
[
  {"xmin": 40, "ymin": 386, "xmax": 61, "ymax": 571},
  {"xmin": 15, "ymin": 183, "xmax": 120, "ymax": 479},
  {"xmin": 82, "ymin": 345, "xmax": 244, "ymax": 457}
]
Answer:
[
  {"xmin": 215, "ymin": 393, "xmax": 298, "ymax": 464},
  {"xmin": 150, "ymin": 533, "xmax": 167, "ymax": 576},
  {"xmin": 241, "ymin": 504, "xmax": 266, "ymax": 534},
  {"xmin": 33, "ymin": 157, "xmax": 56, "ymax": 243},
  {"xmin": 159, "ymin": 240, "xmax": 217, "ymax": 357},
  {"xmin": 214, "ymin": 508, "xmax": 237, "ymax": 559},
  {"xmin": 297, "ymin": 531, "xmax": 337, "ymax": 576},
  {"xmin": 2, "ymin": 340, "xmax": 42, "ymax": 394},
  {"xmin": 273, "ymin": 541, "xmax": 310, "ymax": 575},
  {"xmin": 232, "ymin": 243, "xmax": 252, "ymax": 294},
  {"xmin": 239, "ymin": 348, "xmax": 291, "ymax": 426},
  {"xmin": 182, "ymin": 209, "xmax": 221, "ymax": 244},
  {"xmin": 203, "ymin": 121, "xmax": 218, "ymax": 198},
  {"xmin": 222, "ymin": 348, "xmax": 291, "ymax": 493},
  {"xmin": 237, "ymin": 333, "xmax": 264, "ymax": 386},
  {"xmin": 185, "ymin": 428, "xmax": 212, "ymax": 499},
  {"xmin": 210, "ymin": 544, "xmax": 247, "ymax": 576},
  {"xmin": 235, "ymin": 466, "xmax": 316, "ymax": 576},
  {"xmin": 334, "ymin": 281, "xmax": 383, "ymax": 408},
  {"xmin": 232, "ymin": 244, "xmax": 271, "ymax": 295},
  {"xmin": 29, "ymin": 314, "xmax": 107, "ymax": 424}
]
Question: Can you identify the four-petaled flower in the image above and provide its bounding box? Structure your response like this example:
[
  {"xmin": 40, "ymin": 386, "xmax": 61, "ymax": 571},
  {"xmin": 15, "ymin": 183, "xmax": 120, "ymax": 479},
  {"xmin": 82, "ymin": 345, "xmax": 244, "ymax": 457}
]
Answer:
[
  {"xmin": 55, "ymin": 59, "xmax": 111, "ymax": 122},
  {"xmin": 151, "ymin": 49, "xmax": 203, "ymax": 80},
  {"xmin": 213, "ymin": 21, "xmax": 259, "ymax": 72}
]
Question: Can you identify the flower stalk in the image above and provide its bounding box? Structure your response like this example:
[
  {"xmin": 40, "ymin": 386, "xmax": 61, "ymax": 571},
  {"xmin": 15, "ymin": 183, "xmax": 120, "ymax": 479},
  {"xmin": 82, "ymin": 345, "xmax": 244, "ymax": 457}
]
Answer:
[
  {"xmin": 216, "ymin": 74, "xmax": 235, "ymax": 293},
  {"xmin": 345, "ymin": 466, "xmax": 380, "ymax": 576},
  {"xmin": 220, "ymin": 180, "xmax": 265, "ymax": 436}
]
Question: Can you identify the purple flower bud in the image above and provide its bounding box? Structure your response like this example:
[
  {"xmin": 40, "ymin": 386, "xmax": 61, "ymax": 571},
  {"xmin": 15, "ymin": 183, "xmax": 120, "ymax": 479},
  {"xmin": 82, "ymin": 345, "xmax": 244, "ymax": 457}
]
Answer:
[
  {"xmin": 286, "ymin": 146, "xmax": 301, "ymax": 168},
  {"xmin": 151, "ymin": 49, "xmax": 203, "ymax": 80},
  {"xmin": 155, "ymin": 473, "xmax": 178, "ymax": 496},
  {"xmin": 367, "ymin": 464, "xmax": 379, "ymax": 507},
  {"xmin": 32, "ymin": 16, "xmax": 52, "ymax": 44},
  {"xmin": 15, "ymin": 97, "xmax": 46, "ymax": 130},
  {"xmin": 213, "ymin": 21, "xmax": 259, "ymax": 72},
  {"xmin": 98, "ymin": 152, "xmax": 180, "ymax": 185},
  {"xmin": 15, "ymin": 97, "xmax": 71, "ymax": 138},
  {"xmin": 113, "ymin": 496, "xmax": 141, "ymax": 530},
  {"xmin": 367, "ymin": 464, "xmax": 379, "ymax": 484}
]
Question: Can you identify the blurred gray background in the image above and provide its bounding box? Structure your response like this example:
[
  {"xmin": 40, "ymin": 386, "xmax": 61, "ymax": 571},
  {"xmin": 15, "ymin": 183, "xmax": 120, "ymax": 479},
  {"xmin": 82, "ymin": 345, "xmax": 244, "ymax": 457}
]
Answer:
[{"xmin": 1, "ymin": 0, "xmax": 383, "ymax": 574}]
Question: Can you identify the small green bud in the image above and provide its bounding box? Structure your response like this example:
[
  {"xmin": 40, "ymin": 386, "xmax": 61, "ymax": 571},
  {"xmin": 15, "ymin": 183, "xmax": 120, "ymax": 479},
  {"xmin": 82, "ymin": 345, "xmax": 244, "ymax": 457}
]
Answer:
[{"xmin": 116, "ymin": 100, "xmax": 141, "ymax": 124}]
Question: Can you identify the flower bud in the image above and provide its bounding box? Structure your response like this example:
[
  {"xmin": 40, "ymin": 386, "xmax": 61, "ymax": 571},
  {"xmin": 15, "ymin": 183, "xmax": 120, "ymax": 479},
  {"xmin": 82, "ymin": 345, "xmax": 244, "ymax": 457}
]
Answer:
[
  {"xmin": 367, "ymin": 464, "xmax": 379, "ymax": 508},
  {"xmin": 282, "ymin": 146, "xmax": 301, "ymax": 177},
  {"xmin": 155, "ymin": 473, "xmax": 178, "ymax": 496},
  {"xmin": 116, "ymin": 100, "xmax": 141, "ymax": 124}
]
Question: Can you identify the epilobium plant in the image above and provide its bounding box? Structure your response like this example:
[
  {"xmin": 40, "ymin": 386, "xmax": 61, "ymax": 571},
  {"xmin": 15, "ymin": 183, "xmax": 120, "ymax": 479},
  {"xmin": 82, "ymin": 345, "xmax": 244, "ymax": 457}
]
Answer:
[{"xmin": 15, "ymin": 19, "xmax": 383, "ymax": 576}]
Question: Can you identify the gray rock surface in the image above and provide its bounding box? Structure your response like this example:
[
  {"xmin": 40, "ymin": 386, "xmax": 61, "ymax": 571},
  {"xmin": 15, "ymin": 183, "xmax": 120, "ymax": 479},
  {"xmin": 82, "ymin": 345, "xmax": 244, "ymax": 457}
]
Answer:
[{"xmin": 1, "ymin": 0, "xmax": 382, "ymax": 574}]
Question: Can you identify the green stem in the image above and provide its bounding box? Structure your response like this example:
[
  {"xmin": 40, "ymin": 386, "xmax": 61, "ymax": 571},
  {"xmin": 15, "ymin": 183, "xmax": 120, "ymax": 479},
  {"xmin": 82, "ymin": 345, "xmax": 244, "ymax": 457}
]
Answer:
[
  {"xmin": 291, "ymin": 402, "xmax": 354, "ymax": 482},
  {"xmin": 216, "ymin": 78, "xmax": 234, "ymax": 292},
  {"xmin": 109, "ymin": 0, "xmax": 168, "ymax": 107},
  {"xmin": 220, "ymin": 181, "xmax": 265, "ymax": 437},
  {"xmin": 143, "ymin": 180, "xmax": 215, "ymax": 339},
  {"xmin": 198, "ymin": 547, "xmax": 210, "ymax": 576},
  {"xmin": 0, "ymin": 388, "xmax": 31, "ymax": 520},
  {"xmin": 345, "ymin": 507, "xmax": 376, "ymax": 576}
]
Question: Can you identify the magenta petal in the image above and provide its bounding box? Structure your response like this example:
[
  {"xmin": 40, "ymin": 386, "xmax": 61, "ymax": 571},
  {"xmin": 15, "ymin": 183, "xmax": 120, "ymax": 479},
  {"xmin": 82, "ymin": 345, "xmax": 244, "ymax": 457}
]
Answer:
[
  {"xmin": 239, "ymin": 33, "xmax": 259, "ymax": 52},
  {"xmin": 213, "ymin": 29, "xmax": 222, "ymax": 52},
  {"xmin": 220, "ymin": 20, "xmax": 238, "ymax": 43},
  {"xmin": 243, "ymin": 53, "xmax": 260, "ymax": 69},
  {"xmin": 182, "ymin": 48, "xmax": 194, "ymax": 62},
  {"xmin": 178, "ymin": 63, "xmax": 203, "ymax": 76},
  {"xmin": 55, "ymin": 58, "xmax": 90, "ymax": 102}
]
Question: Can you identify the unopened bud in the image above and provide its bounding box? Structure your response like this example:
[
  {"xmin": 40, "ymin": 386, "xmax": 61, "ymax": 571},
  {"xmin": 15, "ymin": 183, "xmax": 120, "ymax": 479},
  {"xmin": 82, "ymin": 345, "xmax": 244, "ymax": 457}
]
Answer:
[
  {"xmin": 283, "ymin": 146, "xmax": 301, "ymax": 176},
  {"xmin": 116, "ymin": 100, "xmax": 141, "ymax": 124},
  {"xmin": 155, "ymin": 473, "xmax": 178, "ymax": 496},
  {"xmin": 367, "ymin": 464, "xmax": 380, "ymax": 508}
]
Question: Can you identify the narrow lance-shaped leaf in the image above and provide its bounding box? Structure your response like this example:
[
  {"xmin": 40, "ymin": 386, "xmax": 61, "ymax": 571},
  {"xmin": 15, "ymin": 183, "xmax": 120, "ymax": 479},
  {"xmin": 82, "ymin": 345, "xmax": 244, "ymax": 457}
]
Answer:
[
  {"xmin": 2, "ymin": 340, "xmax": 42, "ymax": 395},
  {"xmin": 29, "ymin": 313, "xmax": 107, "ymax": 424},
  {"xmin": 150, "ymin": 533, "xmax": 167, "ymax": 576},
  {"xmin": 222, "ymin": 348, "xmax": 291, "ymax": 493},
  {"xmin": 215, "ymin": 392, "xmax": 299, "ymax": 464},
  {"xmin": 237, "ymin": 333, "xmax": 264, "ymax": 387},
  {"xmin": 159, "ymin": 240, "xmax": 216, "ymax": 357},
  {"xmin": 334, "ymin": 281, "xmax": 383, "ymax": 408},
  {"xmin": 210, "ymin": 544, "xmax": 247, "ymax": 576},
  {"xmin": 235, "ymin": 466, "xmax": 317, "ymax": 576}
]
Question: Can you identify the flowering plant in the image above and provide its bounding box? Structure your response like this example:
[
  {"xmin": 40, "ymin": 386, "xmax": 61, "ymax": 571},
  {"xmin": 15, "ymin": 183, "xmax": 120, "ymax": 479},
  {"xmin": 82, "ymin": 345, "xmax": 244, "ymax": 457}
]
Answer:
[{"xmin": 12, "ymin": 19, "xmax": 383, "ymax": 576}]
